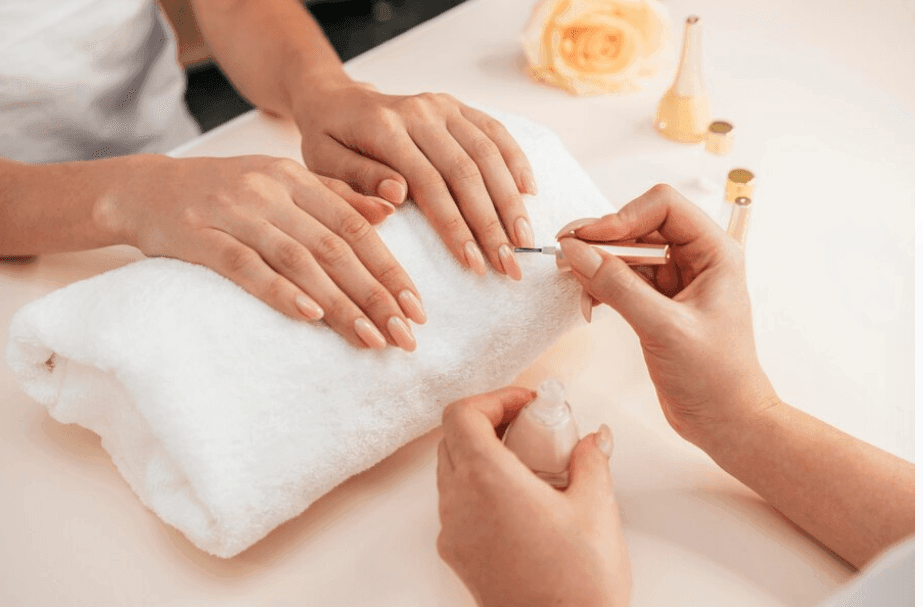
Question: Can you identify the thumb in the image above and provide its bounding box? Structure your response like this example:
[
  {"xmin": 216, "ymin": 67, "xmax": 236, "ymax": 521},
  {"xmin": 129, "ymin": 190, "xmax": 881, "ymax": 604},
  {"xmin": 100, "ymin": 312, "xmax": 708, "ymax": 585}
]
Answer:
[
  {"xmin": 565, "ymin": 424, "xmax": 614, "ymax": 504},
  {"xmin": 559, "ymin": 237, "xmax": 678, "ymax": 337}
]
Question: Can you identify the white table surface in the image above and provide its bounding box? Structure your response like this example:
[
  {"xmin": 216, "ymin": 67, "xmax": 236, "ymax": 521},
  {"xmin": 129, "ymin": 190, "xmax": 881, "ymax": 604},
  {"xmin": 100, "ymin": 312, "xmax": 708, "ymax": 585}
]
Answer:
[{"xmin": 0, "ymin": 0, "xmax": 914, "ymax": 605}]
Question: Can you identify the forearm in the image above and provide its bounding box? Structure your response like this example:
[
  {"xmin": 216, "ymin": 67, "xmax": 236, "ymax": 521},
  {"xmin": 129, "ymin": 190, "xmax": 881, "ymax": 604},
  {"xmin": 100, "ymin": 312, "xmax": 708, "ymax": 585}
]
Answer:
[
  {"xmin": 703, "ymin": 401, "xmax": 914, "ymax": 569},
  {"xmin": 189, "ymin": 0, "xmax": 350, "ymax": 118},
  {"xmin": 0, "ymin": 157, "xmax": 139, "ymax": 255}
]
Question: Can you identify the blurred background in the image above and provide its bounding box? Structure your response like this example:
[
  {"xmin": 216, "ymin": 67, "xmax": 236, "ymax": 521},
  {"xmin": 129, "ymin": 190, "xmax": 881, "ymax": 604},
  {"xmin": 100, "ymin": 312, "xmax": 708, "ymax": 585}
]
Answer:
[{"xmin": 160, "ymin": 0, "xmax": 469, "ymax": 132}]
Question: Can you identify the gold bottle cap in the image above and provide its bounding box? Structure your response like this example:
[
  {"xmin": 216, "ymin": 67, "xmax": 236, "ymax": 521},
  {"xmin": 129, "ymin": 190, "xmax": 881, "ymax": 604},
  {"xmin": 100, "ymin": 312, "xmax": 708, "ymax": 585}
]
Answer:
[
  {"xmin": 705, "ymin": 121, "xmax": 734, "ymax": 155},
  {"xmin": 725, "ymin": 168, "xmax": 755, "ymax": 203}
]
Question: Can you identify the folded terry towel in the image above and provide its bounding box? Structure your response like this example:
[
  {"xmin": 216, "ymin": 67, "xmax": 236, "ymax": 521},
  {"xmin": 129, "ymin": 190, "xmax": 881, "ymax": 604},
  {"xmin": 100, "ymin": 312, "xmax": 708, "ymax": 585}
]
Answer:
[{"xmin": 6, "ymin": 111, "xmax": 613, "ymax": 557}]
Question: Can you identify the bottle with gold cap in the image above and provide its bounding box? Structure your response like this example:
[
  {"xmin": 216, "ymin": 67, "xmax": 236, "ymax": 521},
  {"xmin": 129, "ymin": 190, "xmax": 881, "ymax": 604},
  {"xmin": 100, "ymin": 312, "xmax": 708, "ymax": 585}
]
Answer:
[
  {"xmin": 655, "ymin": 16, "xmax": 710, "ymax": 143},
  {"xmin": 692, "ymin": 120, "xmax": 735, "ymax": 194}
]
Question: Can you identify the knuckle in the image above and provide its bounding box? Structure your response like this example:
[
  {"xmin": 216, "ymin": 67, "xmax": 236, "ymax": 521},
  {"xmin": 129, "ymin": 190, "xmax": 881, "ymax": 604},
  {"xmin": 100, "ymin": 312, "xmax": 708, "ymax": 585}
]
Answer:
[
  {"xmin": 221, "ymin": 243, "xmax": 257, "ymax": 275},
  {"xmin": 374, "ymin": 262, "xmax": 406, "ymax": 289},
  {"xmin": 338, "ymin": 213, "xmax": 373, "ymax": 243},
  {"xmin": 265, "ymin": 275, "xmax": 291, "ymax": 303},
  {"xmin": 471, "ymin": 135, "xmax": 500, "ymax": 159},
  {"xmin": 441, "ymin": 401, "xmax": 465, "ymax": 426},
  {"xmin": 361, "ymin": 286, "xmax": 392, "ymax": 311},
  {"xmin": 448, "ymin": 157, "xmax": 482, "ymax": 184},
  {"xmin": 440, "ymin": 214, "xmax": 469, "ymax": 237},
  {"xmin": 477, "ymin": 216, "xmax": 505, "ymax": 239},
  {"xmin": 275, "ymin": 240, "xmax": 308, "ymax": 272},
  {"xmin": 313, "ymin": 232, "xmax": 351, "ymax": 266}
]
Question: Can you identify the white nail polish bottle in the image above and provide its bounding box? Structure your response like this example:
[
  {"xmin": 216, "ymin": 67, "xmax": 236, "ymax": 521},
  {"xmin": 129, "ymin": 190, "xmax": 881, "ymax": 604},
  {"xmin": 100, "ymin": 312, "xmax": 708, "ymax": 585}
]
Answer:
[{"xmin": 503, "ymin": 379, "xmax": 580, "ymax": 488}]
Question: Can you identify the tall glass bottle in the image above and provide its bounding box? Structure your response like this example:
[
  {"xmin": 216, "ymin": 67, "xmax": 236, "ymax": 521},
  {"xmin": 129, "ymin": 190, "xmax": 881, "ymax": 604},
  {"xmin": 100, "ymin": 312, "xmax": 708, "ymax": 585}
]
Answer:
[{"xmin": 655, "ymin": 16, "xmax": 710, "ymax": 143}]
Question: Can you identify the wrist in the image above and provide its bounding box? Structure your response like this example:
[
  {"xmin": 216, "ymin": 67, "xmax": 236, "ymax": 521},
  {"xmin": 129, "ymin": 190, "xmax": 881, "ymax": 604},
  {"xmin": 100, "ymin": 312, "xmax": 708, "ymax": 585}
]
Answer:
[
  {"xmin": 691, "ymin": 369, "xmax": 783, "ymax": 458},
  {"xmin": 92, "ymin": 154, "xmax": 168, "ymax": 249}
]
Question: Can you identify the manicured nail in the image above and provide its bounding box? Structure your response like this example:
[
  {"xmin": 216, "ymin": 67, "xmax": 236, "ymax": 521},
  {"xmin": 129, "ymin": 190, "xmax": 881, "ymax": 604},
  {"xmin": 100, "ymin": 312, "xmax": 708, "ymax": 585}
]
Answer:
[
  {"xmin": 463, "ymin": 241, "xmax": 487, "ymax": 276},
  {"xmin": 555, "ymin": 218, "xmax": 598, "ymax": 240},
  {"xmin": 514, "ymin": 217, "xmax": 534, "ymax": 249},
  {"xmin": 295, "ymin": 294, "xmax": 324, "ymax": 320},
  {"xmin": 398, "ymin": 290, "xmax": 427, "ymax": 324},
  {"xmin": 370, "ymin": 196, "xmax": 395, "ymax": 216},
  {"xmin": 521, "ymin": 169, "xmax": 537, "ymax": 195},
  {"xmin": 498, "ymin": 244, "xmax": 522, "ymax": 281},
  {"xmin": 580, "ymin": 289, "xmax": 593, "ymax": 323},
  {"xmin": 354, "ymin": 317, "xmax": 387, "ymax": 350},
  {"xmin": 559, "ymin": 238, "xmax": 603, "ymax": 278},
  {"xmin": 595, "ymin": 424, "xmax": 613, "ymax": 458},
  {"xmin": 387, "ymin": 316, "xmax": 417, "ymax": 352},
  {"xmin": 378, "ymin": 179, "xmax": 407, "ymax": 205}
]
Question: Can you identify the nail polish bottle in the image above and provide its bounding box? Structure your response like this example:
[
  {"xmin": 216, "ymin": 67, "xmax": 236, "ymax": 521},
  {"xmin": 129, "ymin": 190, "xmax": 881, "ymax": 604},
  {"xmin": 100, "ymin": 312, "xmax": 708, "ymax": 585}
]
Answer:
[{"xmin": 503, "ymin": 379, "xmax": 580, "ymax": 488}]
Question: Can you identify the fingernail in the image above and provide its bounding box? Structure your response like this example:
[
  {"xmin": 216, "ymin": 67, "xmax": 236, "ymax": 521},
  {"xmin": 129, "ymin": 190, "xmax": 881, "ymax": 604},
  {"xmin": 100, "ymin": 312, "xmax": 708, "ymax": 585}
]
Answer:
[
  {"xmin": 580, "ymin": 289, "xmax": 593, "ymax": 323},
  {"xmin": 387, "ymin": 316, "xmax": 417, "ymax": 352},
  {"xmin": 595, "ymin": 424, "xmax": 613, "ymax": 458},
  {"xmin": 378, "ymin": 179, "xmax": 407, "ymax": 205},
  {"xmin": 513, "ymin": 217, "xmax": 534, "ymax": 249},
  {"xmin": 371, "ymin": 196, "xmax": 395, "ymax": 216},
  {"xmin": 498, "ymin": 244, "xmax": 522, "ymax": 281},
  {"xmin": 521, "ymin": 169, "xmax": 537, "ymax": 195},
  {"xmin": 555, "ymin": 218, "xmax": 598, "ymax": 240},
  {"xmin": 295, "ymin": 294, "xmax": 324, "ymax": 320},
  {"xmin": 559, "ymin": 238, "xmax": 603, "ymax": 278},
  {"xmin": 398, "ymin": 290, "xmax": 427, "ymax": 324},
  {"xmin": 354, "ymin": 317, "xmax": 387, "ymax": 350},
  {"xmin": 463, "ymin": 241, "xmax": 487, "ymax": 276}
]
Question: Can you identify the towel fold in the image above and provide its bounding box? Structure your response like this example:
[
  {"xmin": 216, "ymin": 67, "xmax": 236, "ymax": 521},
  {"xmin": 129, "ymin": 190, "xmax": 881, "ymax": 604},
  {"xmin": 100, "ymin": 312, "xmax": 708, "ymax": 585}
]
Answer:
[{"xmin": 6, "ymin": 111, "xmax": 613, "ymax": 557}]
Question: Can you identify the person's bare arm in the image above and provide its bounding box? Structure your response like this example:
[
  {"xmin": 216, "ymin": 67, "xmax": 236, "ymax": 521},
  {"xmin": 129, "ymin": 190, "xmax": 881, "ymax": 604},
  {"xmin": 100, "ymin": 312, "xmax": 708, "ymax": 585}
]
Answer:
[
  {"xmin": 189, "ymin": 0, "xmax": 538, "ymax": 280},
  {"xmin": 1, "ymin": 154, "xmax": 424, "ymax": 350},
  {"xmin": 562, "ymin": 185, "xmax": 914, "ymax": 569}
]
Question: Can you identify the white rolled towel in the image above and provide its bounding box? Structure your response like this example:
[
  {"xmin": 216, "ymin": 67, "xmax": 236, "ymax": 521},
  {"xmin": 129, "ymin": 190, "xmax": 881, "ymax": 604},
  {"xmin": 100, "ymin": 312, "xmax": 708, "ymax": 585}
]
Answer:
[{"xmin": 6, "ymin": 112, "xmax": 613, "ymax": 557}]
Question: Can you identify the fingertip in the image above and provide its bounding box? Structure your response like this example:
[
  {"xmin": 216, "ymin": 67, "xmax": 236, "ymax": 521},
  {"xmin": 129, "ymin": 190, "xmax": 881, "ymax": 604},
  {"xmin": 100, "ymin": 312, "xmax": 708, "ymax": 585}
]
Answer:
[
  {"xmin": 378, "ymin": 178, "xmax": 407, "ymax": 205},
  {"xmin": 595, "ymin": 423, "xmax": 613, "ymax": 458},
  {"xmin": 295, "ymin": 294, "xmax": 324, "ymax": 321}
]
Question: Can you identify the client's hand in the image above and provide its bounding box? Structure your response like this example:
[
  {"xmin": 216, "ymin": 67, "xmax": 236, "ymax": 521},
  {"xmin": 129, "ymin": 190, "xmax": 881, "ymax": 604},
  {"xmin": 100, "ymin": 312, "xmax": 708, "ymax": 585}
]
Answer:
[
  {"xmin": 295, "ymin": 82, "xmax": 536, "ymax": 280},
  {"xmin": 106, "ymin": 154, "xmax": 425, "ymax": 351},
  {"xmin": 557, "ymin": 185, "xmax": 778, "ymax": 449},
  {"xmin": 437, "ymin": 387, "xmax": 631, "ymax": 607}
]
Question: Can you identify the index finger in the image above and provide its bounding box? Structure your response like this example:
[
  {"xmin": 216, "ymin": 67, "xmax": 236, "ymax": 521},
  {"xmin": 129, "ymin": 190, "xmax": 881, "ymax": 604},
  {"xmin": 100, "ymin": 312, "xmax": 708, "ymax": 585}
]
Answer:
[
  {"xmin": 573, "ymin": 184, "xmax": 728, "ymax": 248},
  {"xmin": 441, "ymin": 387, "xmax": 535, "ymax": 462}
]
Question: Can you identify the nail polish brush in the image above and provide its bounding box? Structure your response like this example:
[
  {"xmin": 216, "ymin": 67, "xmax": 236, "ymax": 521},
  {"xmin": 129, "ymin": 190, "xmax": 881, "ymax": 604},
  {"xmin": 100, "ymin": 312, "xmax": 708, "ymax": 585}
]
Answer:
[{"xmin": 514, "ymin": 243, "xmax": 670, "ymax": 271}]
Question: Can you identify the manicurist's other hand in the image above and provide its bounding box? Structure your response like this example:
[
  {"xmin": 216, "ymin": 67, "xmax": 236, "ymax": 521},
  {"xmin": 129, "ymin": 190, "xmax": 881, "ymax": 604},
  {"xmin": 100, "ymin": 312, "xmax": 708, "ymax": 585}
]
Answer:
[
  {"xmin": 437, "ymin": 387, "xmax": 631, "ymax": 607},
  {"xmin": 295, "ymin": 81, "xmax": 536, "ymax": 281},
  {"xmin": 104, "ymin": 154, "xmax": 425, "ymax": 351},
  {"xmin": 557, "ymin": 185, "xmax": 778, "ymax": 450}
]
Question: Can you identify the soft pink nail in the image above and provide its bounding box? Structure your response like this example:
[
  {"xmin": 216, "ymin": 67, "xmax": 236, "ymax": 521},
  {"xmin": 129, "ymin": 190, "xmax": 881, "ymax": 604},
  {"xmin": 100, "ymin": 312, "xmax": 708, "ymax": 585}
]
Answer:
[
  {"xmin": 498, "ymin": 244, "xmax": 522, "ymax": 281},
  {"xmin": 295, "ymin": 294, "xmax": 324, "ymax": 321},
  {"xmin": 580, "ymin": 289, "xmax": 593, "ymax": 323},
  {"xmin": 595, "ymin": 424, "xmax": 613, "ymax": 457},
  {"xmin": 555, "ymin": 218, "xmax": 599, "ymax": 240},
  {"xmin": 514, "ymin": 217, "xmax": 535, "ymax": 249},
  {"xmin": 378, "ymin": 179, "xmax": 407, "ymax": 205},
  {"xmin": 354, "ymin": 317, "xmax": 387, "ymax": 350},
  {"xmin": 398, "ymin": 290, "xmax": 427, "ymax": 324},
  {"xmin": 463, "ymin": 241, "xmax": 487, "ymax": 276},
  {"xmin": 559, "ymin": 238, "xmax": 603, "ymax": 278},
  {"xmin": 387, "ymin": 316, "xmax": 417, "ymax": 352},
  {"xmin": 521, "ymin": 169, "xmax": 537, "ymax": 195}
]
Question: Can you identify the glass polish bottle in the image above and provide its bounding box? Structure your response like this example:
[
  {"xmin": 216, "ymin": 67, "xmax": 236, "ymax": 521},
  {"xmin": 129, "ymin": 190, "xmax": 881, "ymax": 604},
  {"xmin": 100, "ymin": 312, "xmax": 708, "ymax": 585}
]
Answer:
[{"xmin": 503, "ymin": 379, "xmax": 580, "ymax": 489}]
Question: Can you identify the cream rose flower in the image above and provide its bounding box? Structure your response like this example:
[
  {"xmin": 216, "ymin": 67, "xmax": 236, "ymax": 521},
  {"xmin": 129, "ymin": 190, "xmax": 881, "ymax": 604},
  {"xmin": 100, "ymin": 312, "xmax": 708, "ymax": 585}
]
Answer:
[{"xmin": 521, "ymin": 0, "xmax": 671, "ymax": 95}]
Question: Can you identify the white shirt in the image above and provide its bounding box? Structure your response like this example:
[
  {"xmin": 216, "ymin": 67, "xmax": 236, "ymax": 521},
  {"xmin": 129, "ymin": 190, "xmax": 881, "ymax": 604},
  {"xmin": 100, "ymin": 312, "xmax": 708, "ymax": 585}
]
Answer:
[{"xmin": 0, "ymin": 0, "xmax": 200, "ymax": 163}]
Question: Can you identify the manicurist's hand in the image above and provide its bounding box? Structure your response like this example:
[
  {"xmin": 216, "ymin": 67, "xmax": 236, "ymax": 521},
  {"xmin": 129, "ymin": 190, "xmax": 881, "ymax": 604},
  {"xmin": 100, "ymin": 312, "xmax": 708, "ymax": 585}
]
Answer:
[
  {"xmin": 294, "ymin": 81, "xmax": 536, "ymax": 281},
  {"xmin": 557, "ymin": 185, "xmax": 778, "ymax": 449},
  {"xmin": 107, "ymin": 154, "xmax": 425, "ymax": 351},
  {"xmin": 437, "ymin": 387, "xmax": 631, "ymax": 607}
]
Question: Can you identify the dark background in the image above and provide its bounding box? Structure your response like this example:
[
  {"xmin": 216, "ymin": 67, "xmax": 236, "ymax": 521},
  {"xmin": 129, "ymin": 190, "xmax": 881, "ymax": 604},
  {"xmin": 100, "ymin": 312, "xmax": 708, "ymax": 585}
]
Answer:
[{"xmin": 184, "ymin": 0, "xmax": 468, "ymax": 132}]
